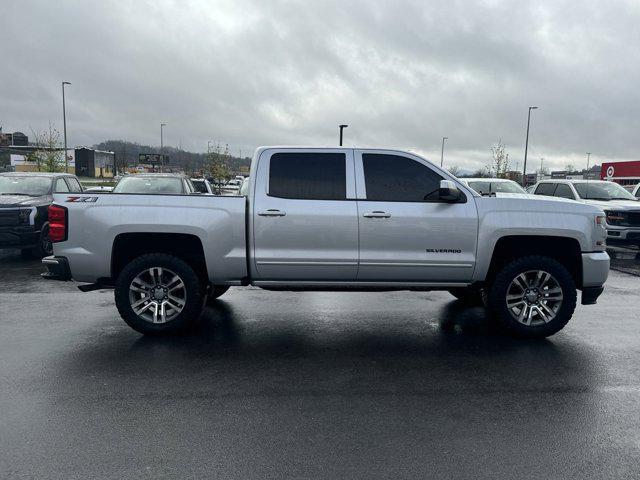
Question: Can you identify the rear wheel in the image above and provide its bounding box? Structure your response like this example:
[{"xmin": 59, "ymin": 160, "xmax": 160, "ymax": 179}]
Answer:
[
  {"xmin": 114, "ymin": 253, "xmax": 205, "ymax": 335},
  {"xmin": 487, "ymin": 255, "xmax": 577, "ymax": 338}
]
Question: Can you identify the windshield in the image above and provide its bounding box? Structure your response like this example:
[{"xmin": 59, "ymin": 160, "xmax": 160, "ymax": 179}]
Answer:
[
  {"xmin": 467, "ymin": 180, "xmax": 526, "ymax": 195},
  {"xmin": 113, "ymin": 176, "xmax": 184, "ymax": 194},
  {"xmin": 573, "ymin": 182, "xmax": 637, "ymax": 201},
  {"xmin": 0, "ymin": 176, "xmax": 52, "ymax": 196}
]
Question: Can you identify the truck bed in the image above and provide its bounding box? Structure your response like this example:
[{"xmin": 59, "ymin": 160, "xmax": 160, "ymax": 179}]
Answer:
[{"xmin": 52, "ymin": 193, "xmax": 247, "ymax": 283}]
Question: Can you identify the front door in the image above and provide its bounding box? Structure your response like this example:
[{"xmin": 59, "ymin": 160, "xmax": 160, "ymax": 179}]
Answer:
[
  {"xmin": 355, "ymin": 151, "xmax": 478, "ymax": 282},
  {"xmin": 252, "ymin": 149, "xmax": 359, "ymax": 281}
]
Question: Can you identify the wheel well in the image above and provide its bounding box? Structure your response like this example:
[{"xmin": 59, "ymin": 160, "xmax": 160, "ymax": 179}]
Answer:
[
  {"xmin": 486, "ymin": 236, "xmax": 582, "ymax": 287},
  {"xmin": 111, "ymin": 233, "xmax": 208, "ymax": 282}
]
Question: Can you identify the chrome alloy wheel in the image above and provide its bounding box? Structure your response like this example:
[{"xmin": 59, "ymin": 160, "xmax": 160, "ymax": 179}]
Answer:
[
  {"xmin": 128, "ymin": 267, "xmax": 186, "ymax": 324},
  {"xmin": 505, "ymin": 270, "xmax": 563, "ymax": 326}
]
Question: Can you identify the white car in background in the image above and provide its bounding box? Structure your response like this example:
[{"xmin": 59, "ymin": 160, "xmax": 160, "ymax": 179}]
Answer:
[
  {"xmin": 532, "ymin": 179, "xmax": 640, "ymax": 246},
  {"xmin": 461, "ymin": 178, "xmax": 529, "ymax": 197}
]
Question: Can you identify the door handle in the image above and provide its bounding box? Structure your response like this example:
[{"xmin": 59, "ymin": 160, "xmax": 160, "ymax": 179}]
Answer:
[
  {"xmin": 363, "ymin": 211, "xmax": 391, "ymax": 218},
  {"xmin": 258, "ymin": 209, "xmax": 286, "ymax": 217}
]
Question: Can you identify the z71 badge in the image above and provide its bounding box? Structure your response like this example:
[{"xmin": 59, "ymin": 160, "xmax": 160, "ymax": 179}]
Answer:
[{"xmin": 66, "ymin": 196, "xmax": 99, "ymax": 203}]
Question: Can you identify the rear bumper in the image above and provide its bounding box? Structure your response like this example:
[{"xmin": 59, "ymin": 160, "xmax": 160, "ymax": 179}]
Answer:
[
  {"xmin": 41, "ymin": 256, "xmax": 72, "ymax": 281},
  {"xmin": 0, "ymin": 227, "xmax": 40, "ymax": 249}
]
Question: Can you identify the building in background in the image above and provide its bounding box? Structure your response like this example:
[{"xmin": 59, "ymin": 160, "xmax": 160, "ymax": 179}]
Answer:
[
  {"xmin": 6, "ymin": 146, "xmax": 114, "ymax": 178},
  {"xmin": 601, "ymin": 160, "xmax": 640, "ymax": 187},
  {"xmin": 0, "ymin": 131, "xmax": 28, "ymax": 147},
  {"xmin": 74, "ymin": 147, "xmax": 114, "ymax": 178}
]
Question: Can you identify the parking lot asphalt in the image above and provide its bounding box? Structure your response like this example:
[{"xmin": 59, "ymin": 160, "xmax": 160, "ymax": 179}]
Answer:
[{"xmin": 1, "ymin": 249, "xmax": 640, "ymax": 479}]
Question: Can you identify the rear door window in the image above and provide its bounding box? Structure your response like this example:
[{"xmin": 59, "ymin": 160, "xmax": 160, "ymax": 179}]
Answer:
[
  {"xmin": 534, "ymin": 183, "xmax": 556, "ymax": 196},
  {"xmin": 554, "ymin": 184, "xmax": 575, "ymax": 199},
  {"xmin": 269, "ymin": 152, "xmax": 346, "ymax": 200},
  {"xmin": 54, "ymin": 178, "xmax": 70, "ymax": 193}
]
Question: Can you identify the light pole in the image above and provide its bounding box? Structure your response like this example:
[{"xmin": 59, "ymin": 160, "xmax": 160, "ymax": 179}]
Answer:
[
  {"xmin": 540, "ymin": 157, "xmax": 544, "ymax": 175},
  {"xmin": 440, "ymin": 137, "xmax": 448, "ymax": 167},
  {"xmin": 207, "ymin": 140, "xmax": 213, "ymax": 154},
  {"xmin": 586, "ymin": 152, "xmax": 591, "ymax": 170},
  {"xmin": 61, "ymin": 81, "xmax": 71, "ymax": 172},
  {"xmin": 522, "ymin": 106, "xmax": 538, "ymax": 185},
  {"xmin": 160, "ymin": 123, "xmax": 166, "ymax": 172},
  {"xmin": 339, "ymin": 124, "xmax": 348, "ymax": 146}
]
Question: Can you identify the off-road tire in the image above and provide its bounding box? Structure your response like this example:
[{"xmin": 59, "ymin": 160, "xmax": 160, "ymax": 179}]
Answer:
[
  {"xmin": 487, "ymin": 255, "xmax": 577, "ymax": 338},
  {"xmin": 114, "ymin": 253, "xmax": 204, "ymax": 335}
]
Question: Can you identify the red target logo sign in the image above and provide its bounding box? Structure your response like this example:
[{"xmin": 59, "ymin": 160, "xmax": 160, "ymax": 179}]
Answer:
[{"xmin": 606, "ymin": 166, "xmax": 615, "ymax": 178}]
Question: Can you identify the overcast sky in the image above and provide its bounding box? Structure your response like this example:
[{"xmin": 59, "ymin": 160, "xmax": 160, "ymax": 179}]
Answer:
[{"xmin": 2, "ymin": 0, "xmax": 640, "ymax": 171}]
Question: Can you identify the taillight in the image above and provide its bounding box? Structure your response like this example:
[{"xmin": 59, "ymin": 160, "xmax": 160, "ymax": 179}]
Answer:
[{"xmin": 48, "ymin": 205, "xmax": 67, "ymax": 242}]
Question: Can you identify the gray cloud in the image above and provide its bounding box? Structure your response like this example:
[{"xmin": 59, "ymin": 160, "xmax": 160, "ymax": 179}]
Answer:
[{"xmin": 2, "ymin": 0, "xmax": 640, "ymax": 171}]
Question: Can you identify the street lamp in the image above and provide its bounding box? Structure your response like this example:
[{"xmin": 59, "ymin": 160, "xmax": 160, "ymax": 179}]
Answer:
[
  {"xmin": 61, "ymin": 81, "xmax": 71, "ymax": 172},
  {"xmin": 586, "ymin": 152, "xmax": 591, "ymax": 170},
  {"xmin": 522, "ymin": 106, "xmax": 538, "ymax": 185},
  {"xmin": 160, "ymin": 123, "xmax": 166, "ymax": 172},
  {"xmin": 339, "ymin": 124, "xmax": 348, "ymax": 146},
  {"xmin": 440, "ymin": 137, "xmax": 448, "ymax": 168}
]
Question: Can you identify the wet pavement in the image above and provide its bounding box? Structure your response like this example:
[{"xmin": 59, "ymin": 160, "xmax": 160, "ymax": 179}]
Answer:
[{"xmin": 1, "ymin": 248, "xmax": 640, "ymax": 479}]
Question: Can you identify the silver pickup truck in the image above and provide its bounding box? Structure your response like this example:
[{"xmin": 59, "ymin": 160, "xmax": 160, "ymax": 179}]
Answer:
[{"xmin": 43, "ymin": 147, "xmax": 610, "ymax": 338}]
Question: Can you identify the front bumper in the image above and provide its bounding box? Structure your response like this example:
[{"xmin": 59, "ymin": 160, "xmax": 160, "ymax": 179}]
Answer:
[
  {"xmin": 606, "ymin": 226, "xmax": 640, "ymax": 243},
  {"xmin": 0, "ymin": 227, "xmax": 40, "ymax": 249},
  {"xmin": 41, "ymin": 256, "xmax": 72, "ymax": 281}
]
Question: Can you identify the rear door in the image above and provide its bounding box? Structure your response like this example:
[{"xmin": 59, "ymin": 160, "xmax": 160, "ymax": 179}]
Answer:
[
  {"xmin": 355, "ymin": 150, "xmax": 478, "ymax": 282},
  {"xmin": 252, "ymin": 149, "xmax": 358, "ymax": 281}
]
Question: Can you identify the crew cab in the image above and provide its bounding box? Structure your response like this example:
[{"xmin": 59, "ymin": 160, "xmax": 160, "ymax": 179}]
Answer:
[
  {"xmin": 0, "ymin": 172, "xmax": 83, "ymax": 256},
  {"xmin": 533, "ymin": 179, "xmax": 640, "ymax": 246},
  {"xmin": 43, "ymin": 147, "xmax": 610, "ymax": 338}
]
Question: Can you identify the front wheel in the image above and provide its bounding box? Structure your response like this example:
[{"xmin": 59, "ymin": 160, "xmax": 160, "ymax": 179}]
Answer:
[
  {"xmin": 487, "ymin": 255, "xmax": 577, "ymax": 338},
  {"xmin": 114, "ymin": 253, "xmax": 205, "ymax": 335}
]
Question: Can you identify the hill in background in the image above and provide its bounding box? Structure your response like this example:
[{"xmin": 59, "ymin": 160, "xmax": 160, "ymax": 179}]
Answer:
[{"xmin": 94, "ymin": 140, "xmax": 251, "ymax": 175}]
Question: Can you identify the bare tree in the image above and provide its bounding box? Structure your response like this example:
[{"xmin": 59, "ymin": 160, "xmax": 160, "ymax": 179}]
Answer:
[
  {"xmin": 564, "ymin": 164, "xmax": 576, "ymax": 173},
  {"xmin": 489, "ymin": 139, "xmax": 510, "ymax": 178},
  {"xmin": 30, "ymin": 122, "xmax": 64, "ymax": 172}
]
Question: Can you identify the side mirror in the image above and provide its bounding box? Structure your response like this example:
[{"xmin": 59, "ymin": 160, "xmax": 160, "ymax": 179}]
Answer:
[{"xmin": 439, "ymin": 180, "xmax": 461, "ymax": 202}]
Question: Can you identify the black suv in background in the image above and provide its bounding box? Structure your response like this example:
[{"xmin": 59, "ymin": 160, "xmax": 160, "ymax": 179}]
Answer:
[{"xmin": 0, "ymin": 172, "xmax": 83, "ymax": 257}]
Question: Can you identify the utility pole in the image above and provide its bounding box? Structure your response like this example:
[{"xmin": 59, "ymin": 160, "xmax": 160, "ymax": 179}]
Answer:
[
  {"xmin": 440, "ymin": 137, "xmax": 448, "ymax": 167},
  {"xmin": 160, "ymin": 123, "xmax": 166, "ymax": 172},
  {"xmin": 61, "ymin": 81, "xmax": 71, "ymax": 172},
  {"xmin": 339, "ymin": 124, "xmax": 348, "ymax": 146},
  {"xmin": 522, "ymin": 106, "xmax": 538, "ymax": 185},
  {"xmin": 586, "ymin": 152, "xmax": 591, "ymax": 170}
]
